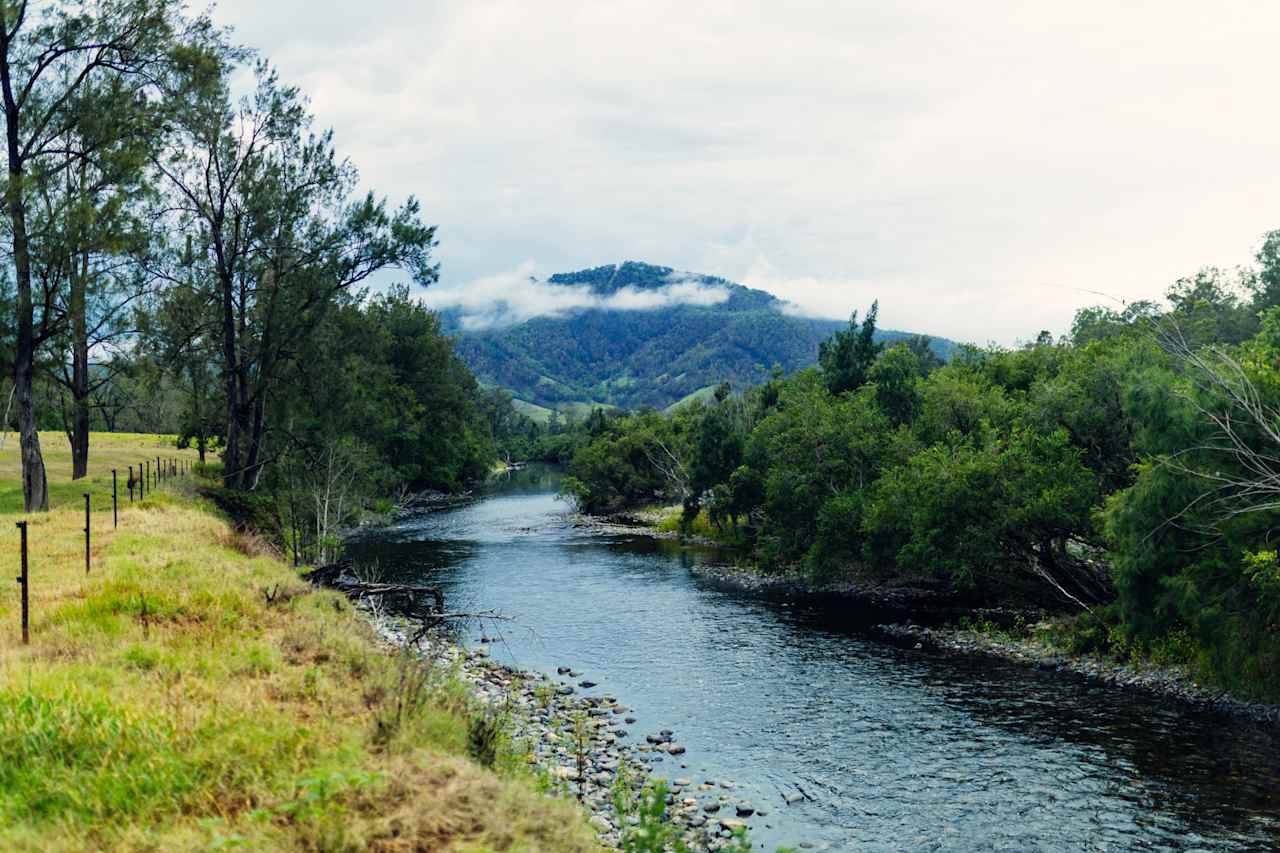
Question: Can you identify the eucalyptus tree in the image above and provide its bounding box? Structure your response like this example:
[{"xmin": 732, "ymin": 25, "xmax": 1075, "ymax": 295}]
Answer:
[
  {"xmin": 35, "ymin": 75, "xmax": 161, "ymax": 478},
  {"xmin": 155, "ymin": 57, "xmax": 437, "ymax": 490},
  {"xmin": 0, "ymin": 0, "xmax": 182, "ymax": 509}
]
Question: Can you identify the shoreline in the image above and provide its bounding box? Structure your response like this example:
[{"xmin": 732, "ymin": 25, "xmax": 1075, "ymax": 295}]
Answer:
[
  {"xmin": 879, "ymin": 622, "xmax": 1280, "ymax": 724},
  {"xmin": 590, "ymin": 513, "xmax": 1280, "ymax": 725},
  {"xmin": 359, "ymin": 607, "xmax": 773, "ymax": 852}
]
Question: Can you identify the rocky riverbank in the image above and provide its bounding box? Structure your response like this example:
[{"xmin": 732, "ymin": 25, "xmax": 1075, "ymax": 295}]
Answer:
[
  {"xmin": 879, "ymin": 622, "xmax": 1280, "ymax": 724},
  {"xmin": 362, "ymin": 608, "xmax": 776, "ymax": 851}
]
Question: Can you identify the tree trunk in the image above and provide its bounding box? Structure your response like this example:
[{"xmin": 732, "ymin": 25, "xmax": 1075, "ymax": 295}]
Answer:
[
  {"xmin": 70, "ymin": 254, "xmax": 90, "ymax": 479},
  {"xmin": 0, "ymin": 29, "xmax": 49, "ymax": 512},
  {"xmin": 219, "ymin": 270, "xmax": 240, "ymax": 489}
]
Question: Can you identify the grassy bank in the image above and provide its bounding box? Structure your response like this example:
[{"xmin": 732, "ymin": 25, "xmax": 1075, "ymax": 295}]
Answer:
[{"xmin": 0, "ymin": 433, "xmax": 598, "ymax": 852}]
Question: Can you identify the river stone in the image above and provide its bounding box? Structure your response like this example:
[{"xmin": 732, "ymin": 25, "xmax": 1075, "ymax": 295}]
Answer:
[
  {"xmin": 703, "ymin": 802, "xmax": 721, "ymax": 813},
  {"xmin": 735, "ymin": 804, "xmax": 754, "ymax": 817},
  {"xmin": 625, "ymin": 716, "xmax": 637, "ymax": 724},
  {"xmin": 666, "ymin": 743, "xmax": 687, "ymax": 755},
  {"xmin": 557, "ymin": 666, "xmax": 572, "ymax": 675},
  {"xmin": 579, "ymin": 680, "xmax": 597, "ymax": 688},
  {"xmin": 784, "ymin": 792, "xmax": 803, "ymax": 804}
]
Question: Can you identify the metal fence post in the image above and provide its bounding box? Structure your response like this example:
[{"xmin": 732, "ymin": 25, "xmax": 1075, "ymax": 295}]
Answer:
[
  {"xmin": 84, "ymin": 493, "xmax": 91, "ymax": 574},
  {"xmin": 144, "ymin": 460, "xmax": 149, "ymax": 496},
  {"xmin": 15, "ymin": 521, "xmax": 28, "ymax": 645},
  {"xmin": 112, "ymin": 470, "xmax": 118, "ymax": 528}
]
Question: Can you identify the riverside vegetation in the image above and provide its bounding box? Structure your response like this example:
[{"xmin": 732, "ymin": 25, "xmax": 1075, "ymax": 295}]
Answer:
[
  {"xmin": 563, "ymin": 244, "xmax": 1280, "ymax": 705},
  {"xmin": 0, "ymin": 432, "xmax": 601, "ymax": 850}
]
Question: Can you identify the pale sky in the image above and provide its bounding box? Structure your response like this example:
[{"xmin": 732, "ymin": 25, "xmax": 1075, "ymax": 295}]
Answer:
[{"xmin": 214, "ymin": 1, "xmax": 1280, "ymax": 344}]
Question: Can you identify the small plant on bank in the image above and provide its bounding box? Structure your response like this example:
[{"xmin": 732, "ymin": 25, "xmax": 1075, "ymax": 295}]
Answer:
[
  {"xmin": 611, "ymin": 775, "xmax": 760, "ymax": 853},
  {"xmin": 371, "ymin": 647, "xmax": 450, "ymax": 748},
  {"xmin": 613, "ymin": 780, "xmax": 685, "ymax": 853},
  {"xmin": 467, "ymin": 710, "xmax": 503, "ymax": 768},
  {"xmin": 571, "ymin": 710, "xmax": 590, "ymax": 801}
]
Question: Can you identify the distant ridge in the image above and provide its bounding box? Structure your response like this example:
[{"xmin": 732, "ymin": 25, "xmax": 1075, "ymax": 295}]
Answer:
[{"xmin": 445, "ymin": 261, "xmax": 954, "ymax": 412}]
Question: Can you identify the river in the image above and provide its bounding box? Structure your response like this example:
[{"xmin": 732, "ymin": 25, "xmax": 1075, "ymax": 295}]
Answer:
[{"xmin": 345, "ymin": 465, "xmax": 1280, "ymax": 852}]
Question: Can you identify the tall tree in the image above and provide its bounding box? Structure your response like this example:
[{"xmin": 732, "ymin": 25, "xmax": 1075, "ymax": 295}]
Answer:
[
  {"xmin": 155, "ymin": 58, "xmax": 437, "ymax": 489},
  {"xmin": 0, "ymin": 0, "xmax": 178, "ymax": 509},
  {"xmin": 819, "ymin": 301, "xmax": 882, "ymax": 396},
  {"xmin": 39, "ymin": 77, "xmax": 158, "ymax": 478}
]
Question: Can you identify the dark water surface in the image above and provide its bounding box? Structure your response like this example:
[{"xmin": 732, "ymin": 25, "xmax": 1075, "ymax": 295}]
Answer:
[{"xmin": 346, "ymin": 466, "xmax": 1280, "ymax": 852}]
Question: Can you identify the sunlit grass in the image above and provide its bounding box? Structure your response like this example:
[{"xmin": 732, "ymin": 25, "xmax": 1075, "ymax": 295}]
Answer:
[
  {"xmin": 0, "ymin": 432, "xmax": 598, "ymax": 851},
  {"xmin": 0, "ymin": 431, "xmax": 197, "ymax": 514}
]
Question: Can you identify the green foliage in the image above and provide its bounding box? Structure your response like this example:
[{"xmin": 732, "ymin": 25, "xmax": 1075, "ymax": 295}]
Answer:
[
  {"xmin": 749, "ymin": 374, "xmax": 894, "ymax": 562},
  {"xmin": 868, "ymin": 343, "xmax": 923, "ymax": 425},
  {"xmin": 864, "ymin": 428, "xmax": 1097, "ymax": 590},
  {"xmin": 564, "ymin": 410, "xmax": 691, "ymax": 513},
  {"xmin": 819, "ymin": 301, "xmax": 883, "ymax": 395}
]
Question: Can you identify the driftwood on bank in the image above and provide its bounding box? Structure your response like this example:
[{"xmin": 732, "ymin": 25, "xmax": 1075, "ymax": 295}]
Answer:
[
  {"xmin": 304, "ymin": 560, "xmax": 512, "ymax": 643},
  {"xmin": 305, "ymin": 560, "xmax": 444, "ymax": 612}
]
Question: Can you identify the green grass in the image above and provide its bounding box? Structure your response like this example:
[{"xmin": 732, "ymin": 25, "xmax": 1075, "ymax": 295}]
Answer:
[
  {"xmin": 663, "ymin": 385, "xmax": 719, "ymax": 413},
  {"xmin": 651, "ymin": 505, "xmax": 752, "ymax": 547},
  {"xmin": 510, "ymin": 398, "xmax": 556, "ymax": 425},
  {"xmin": 0, "ymin": 432, "xmax": 600, "ymax": 851}
]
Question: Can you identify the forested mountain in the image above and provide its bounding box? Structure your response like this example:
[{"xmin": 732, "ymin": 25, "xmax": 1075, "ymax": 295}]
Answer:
[{"xmin": 445, "ymin": 262, "xmax": 954, "ymax": 411}]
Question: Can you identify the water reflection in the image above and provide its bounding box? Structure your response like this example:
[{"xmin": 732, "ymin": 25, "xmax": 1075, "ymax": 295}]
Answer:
[{"xmin": 345, "ymin": 465, "xmax": 1280, "ymax": 851}]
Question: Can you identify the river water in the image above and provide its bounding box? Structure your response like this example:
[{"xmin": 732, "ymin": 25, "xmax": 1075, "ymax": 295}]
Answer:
[{"xmin": 345, "ymin": 465, "xmax": 1280, "ymax": 852}]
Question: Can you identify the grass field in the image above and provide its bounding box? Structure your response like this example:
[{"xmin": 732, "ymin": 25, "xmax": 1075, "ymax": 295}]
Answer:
[{"xmin": 0, "ymin": 433, "xmax": 597, "ymax": 852}]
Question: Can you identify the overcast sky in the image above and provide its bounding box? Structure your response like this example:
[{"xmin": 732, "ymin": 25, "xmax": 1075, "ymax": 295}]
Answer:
[{"xmin": 213, "ymin": 1, "xmax": 1280, "ymax": 344}]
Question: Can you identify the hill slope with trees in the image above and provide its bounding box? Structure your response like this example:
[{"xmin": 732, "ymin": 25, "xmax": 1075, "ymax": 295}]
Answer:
[{"xmin": 446, "ymin": 261, "xmax": 955, "ymax": 411}]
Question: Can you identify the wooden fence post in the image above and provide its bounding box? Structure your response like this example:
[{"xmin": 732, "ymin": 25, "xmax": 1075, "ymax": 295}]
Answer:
[
  {"xmin": 15, "ymin": 521, "xmax": 28, "ymax": 644},
  {"xmin": 83, "ymin": 493, "xmax": 91, "ymax": 574}
]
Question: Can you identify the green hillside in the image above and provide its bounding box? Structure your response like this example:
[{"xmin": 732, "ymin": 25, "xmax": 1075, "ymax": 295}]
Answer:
[{"xmin": 447, "ymin": 261, "xmax": 954, "ymax": 410}]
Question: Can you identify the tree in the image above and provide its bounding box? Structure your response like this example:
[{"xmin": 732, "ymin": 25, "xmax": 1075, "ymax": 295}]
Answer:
[
  {"xmin": 868, "ymin": 343, "xmax": 922, "ymax": 426},
  {"xmin": 1166, "ymin": 267, "xmax": 1258, "ymax": 347},
  {"xmin": 902, "ymin": 333, "xmax": 944, "ymax": 374},
  {"xmin": 819, "ymin": 301, "xmax": 882, "ymax": 396},
  {"xmin": 746, "ymin": 372, "xmax": 892, "ymax": 562},
  {"xmin": 155, "ymin": 57, "xmax": 437, "ymax": 489},
  {"xmin": 1252, "ymin": 229, "xmax": 1280, "ymax": 312},
  {"xmin": 38, "ymin": 76, "xmax": 159, "ymax": 478},
  {"xmin": 0, "ymin": 0, "xmax": 182, "ymax": 510},
  {"xmin": 864, "ymin": 428, "xmax": 1105, "ymax": 606}
]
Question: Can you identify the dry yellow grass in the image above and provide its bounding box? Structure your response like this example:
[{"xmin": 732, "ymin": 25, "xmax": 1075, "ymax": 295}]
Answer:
[{"xmin": 0, "ymin": 433, "xmax": 599, "ymax": 852}]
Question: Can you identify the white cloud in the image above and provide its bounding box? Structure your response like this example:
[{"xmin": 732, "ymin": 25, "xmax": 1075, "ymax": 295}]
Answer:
[
  {"xmin": 421, "ymin": 263, "xmax": 730, "ymax": 329},
  {"xmin": 213, "ymin": 0, "xmax": 1280, "ymax": 344}
]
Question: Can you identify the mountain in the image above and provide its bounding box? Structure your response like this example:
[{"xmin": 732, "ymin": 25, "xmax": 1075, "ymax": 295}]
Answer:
[{"xmin": 444, "ymin": 261, "xmax": 955, "ymax": 413}]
